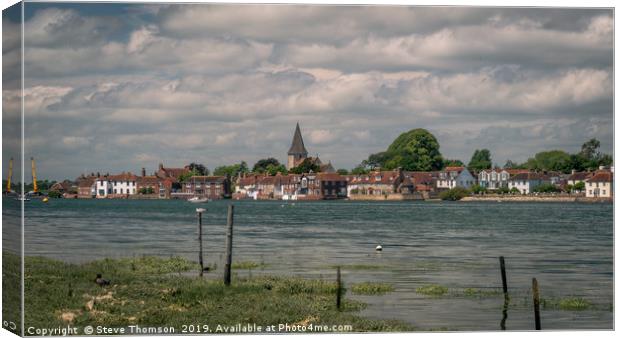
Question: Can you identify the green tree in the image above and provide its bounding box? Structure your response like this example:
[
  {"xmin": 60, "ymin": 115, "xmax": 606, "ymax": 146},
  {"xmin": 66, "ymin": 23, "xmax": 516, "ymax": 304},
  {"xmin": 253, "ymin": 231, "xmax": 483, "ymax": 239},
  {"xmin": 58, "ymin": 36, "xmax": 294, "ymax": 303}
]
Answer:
[
  {"xmin": 503, "ymin": 159, "xmax": 521, "ymax": 169},
  {"xmin": 178, "ymin": 169, "xmax": 200, "ymax": 183},
  {"xmin": 468, "ymin": 149, "xmax": 492, "ymax": 171},
  {"xmin": 365, "ymin": 128, "xmax": 443, "ymax": 171},
  {"xmin": 289, "ymin": 158, "xmax": 320, "ymax": 174},
  {"xmin": 497, "ymin": 186, "xmax": 510, "ymax": 194},
  {"xmin": 48, "ymin": 190, "xmax": 62, "ymax": 198},
  {"xmin": 253, "ymin": 158, "xmax": 281, "ymax": 173},
  {"xmin": 266, "ymin": 164, "xmax": 288, "ymax": 176},
  {"xmin": 214, "ymin": 161, "xmax": 249, "ymax": 177},
  {"xmin": 350, "ymin": 165, "xmax": 369, "ymax": 175},
  {"xmin": 187, "ymin": 163, "xmax": 209, "ymax": 176},
  {"xmin": 526, "ymin": 150, "xmax": 571, "ymax": 173},
  {"xmin": 470, "ymin": 184, "xmax": 487, "ymax": 195},
  {"xmin": 439, "ymin": 187, "xmax": 470, "ymax": 201},
  {"xmin": 510, "ymin": 187, "xmax": 521, "ymax": 194},
  {"xmin": 337, "ymin": 169, "xmax": 349, "ymax": 175},
  {"xmin": 573, "ymin": 181, "xmax": 585, "ymax": 192},
  {"xmin": 443, "ymin": 159, "xmax": 464, "ymax": 167},
  {"xmin": 533, "ymin": 183, "xmax": 559, "ymax": 193}
]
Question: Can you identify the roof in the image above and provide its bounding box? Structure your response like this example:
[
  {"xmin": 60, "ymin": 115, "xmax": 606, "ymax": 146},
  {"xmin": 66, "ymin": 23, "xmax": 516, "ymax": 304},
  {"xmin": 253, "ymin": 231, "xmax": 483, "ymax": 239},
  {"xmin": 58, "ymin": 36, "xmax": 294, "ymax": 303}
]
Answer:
[
  {"xmin": 160, "ymin": 167, "xmax": 190, "ymax": 178},
  {"xmin": 509, "ymin": 172, "xmax": 548, "ymax": 181},
  {"xmin": 404, "ymin": 171, "xmax": 433, "ymax": 185},
  {"xmin": 317, "ymin": 173, "xmax": 347, "ymax": 181},
  {"xmin": 444, "ymin": 166, "xmax": 465, "ymax": 173},
  {"xmin": 288, "ymin": 123, "xmax": 309, "ymax": 155},
  {"xmin": 587, "ymin": 171, "xmax": 613, "ymax": 183},
  {"xmin": 136, "ymin": 176, "xmax": 161, "ymax": 185},
  {"xmin": 348, "ymin": 171, "xmax": 400, "ymax": 185},
  {"xmin": 504, "ymin": 169, "xmax": 530, "ymax": 176},
  {"xmin": 567, "ymin": 172, "xmax": 593, "ymax": 181},
  {"xmin": 189, "ymin": 176, "xmax": 227, "ymax": 184},
  {"xmin": 100, "ymin": 173, "xmax": 137, "ymax": 181},
  {"xmin": 78, "ymin": 177, "xmax": 97, "ymax": 188}
]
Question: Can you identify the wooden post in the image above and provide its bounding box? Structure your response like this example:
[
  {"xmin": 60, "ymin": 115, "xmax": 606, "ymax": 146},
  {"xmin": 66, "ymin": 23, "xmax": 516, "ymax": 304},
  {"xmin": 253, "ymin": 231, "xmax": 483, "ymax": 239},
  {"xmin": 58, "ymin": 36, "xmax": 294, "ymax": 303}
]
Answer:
[
  {"xmin": 196, "ymin": 208, "xmax": 206, "ymax": 277},
  {"xmin": 336, "ymin": 266, "xmax": 342, "ymax": 310},
  {"xmin": 499, "ymin": 256, "xmax": 508, "ymax": 295},
  {"xmin": 532, "ymin": 278, "xmax": 541, "ymax": 330},
  {"xmin": 224, "ymin": 204, "xmax": 234, "ymax": 286}
]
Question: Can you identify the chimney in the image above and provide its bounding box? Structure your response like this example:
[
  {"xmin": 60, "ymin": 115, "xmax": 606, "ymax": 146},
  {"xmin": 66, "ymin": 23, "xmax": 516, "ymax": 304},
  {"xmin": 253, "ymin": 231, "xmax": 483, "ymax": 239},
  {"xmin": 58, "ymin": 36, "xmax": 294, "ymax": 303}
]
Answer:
[
  {"xmin": 599, "ymin": 165, "xmax": 605, "ymax": 170},
  {"xmin": 571, "ymin": 169, "xmax": 576, "ymax": 175},
  {"xmin": 96, "ymin": 172, "xmax": 100, "ymax": 177},
  {"xmin": 142, "ymin": 168, "xmax": 146, "ymax": 177}
]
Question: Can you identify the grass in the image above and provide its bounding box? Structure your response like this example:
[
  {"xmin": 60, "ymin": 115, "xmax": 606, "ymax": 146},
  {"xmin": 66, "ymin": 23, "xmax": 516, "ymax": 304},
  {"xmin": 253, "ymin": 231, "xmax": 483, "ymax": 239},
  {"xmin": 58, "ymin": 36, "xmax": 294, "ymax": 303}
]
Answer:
[
  {"xmin": 231, "ymin": 261, "xmax": 266, "ymax": 269},
  {"xmin": 541, "ymin": 297, "xmax": 593, "ymax": 311},
  {"xmin": 3, "ymin": 251, "xmax": 21, "ymax": 335},
  {"xmin": 416, "ymin": 284, "xmax": 448, "ymax": 297},
  {"xmin": 11, "ymin": 252, "xmax": 414, "ymax": 333},
  {"xmin": 350, "ymin": 282, "xmax": 395, "ymax": 295},
  {"xmin": 331, "ymin": 264, "xmax": 385, "ymax": 271},
  {"xmin": 461, "ymin": 288, "xmax": 503, "ymax": 298}
]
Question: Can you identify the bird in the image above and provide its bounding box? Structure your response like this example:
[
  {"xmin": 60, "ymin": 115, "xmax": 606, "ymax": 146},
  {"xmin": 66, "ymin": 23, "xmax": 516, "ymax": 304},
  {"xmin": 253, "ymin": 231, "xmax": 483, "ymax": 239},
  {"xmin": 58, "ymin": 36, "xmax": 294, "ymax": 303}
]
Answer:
[
  {"xmin": 94, "ymin": 274, "xmax": 110, "ymax": 287},
  {"xmin": 375, "ymin": 245, "xmax": 383, "ymax": 251}
]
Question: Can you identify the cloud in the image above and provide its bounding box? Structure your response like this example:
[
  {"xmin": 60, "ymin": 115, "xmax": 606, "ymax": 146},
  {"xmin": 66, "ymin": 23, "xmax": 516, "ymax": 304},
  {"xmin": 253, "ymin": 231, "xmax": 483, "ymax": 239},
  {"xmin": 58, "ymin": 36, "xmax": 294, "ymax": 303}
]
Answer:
[{"xmin": 11, "ymin": 4, "xmax": 613, "ymax": 180}]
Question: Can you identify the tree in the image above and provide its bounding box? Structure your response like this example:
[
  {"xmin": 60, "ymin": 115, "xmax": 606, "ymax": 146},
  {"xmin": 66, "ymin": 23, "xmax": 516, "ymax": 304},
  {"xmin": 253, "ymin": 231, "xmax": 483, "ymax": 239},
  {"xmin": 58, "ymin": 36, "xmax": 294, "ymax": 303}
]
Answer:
[
  {"xmin": 253, "ymin": 158, "xmax": 281, "ymax": 173},
  {"xmin": 443, "ymin": 159, "xmax": 464, "ymax": 168},
  {"xmin": 337, "ymin": 169, "xmax": 349, "ymax": 175},
  {"xmin": 533, "ymin": 183, "xmax": 559, "ymax": 193},
  {"xmin": 178, "ymin": 169, "xmax": 200, "ymax": 183},
  {"xmin": 498, "ymin": 186, "xmax": 510, "ymax": 194},
  {"xmin": 468, "ymin": 149, "xmax": 492, "ymax": 171},
  {"xmin": 187, "ymin": 163, "xmax": 209, "ymax": 176},
  {"xmin": 213, "ymin": 161, "xmax": 249, "ymax": 177},
  {"xmin": 470, "ymin": 184, "xmax": 487, "ymax": 195},
  {"xmin": 365, "ymin": 128, "xmax": 443, "ymax": 171},
  {"xmin": 503, "ymin": 159, "xmax": 521, "ymax": 169},
  {"xmin": 526, "ymin": 150, "xmax": 571, "ymax": 173},
  {"xmin": 439, "ymin": 187, "xmax": 470, "ymax": 201},
  {"xmin": 48, "ymin": 190, "xmax": 62, "ymax": 198},
  {"xmin": 580, "ymin": 138, "xmax": 601, "ymax": 160},
  {"xmin": 350, "ymin": 165, "xmax": 369, "ymax": 175},
  {"xmin": 509, "ymin": 187, "xmax": 521, "ymax": 194},
  {"xmin": 289, "ymin": 158, "xmax": 320, "ymax": 174},
  {"xmin": 266, "ymin": 164, "xmax": 287, "ymax": 176},
  {"xmin": 573, "ymin": 181, "xmax": 585, "ymax": 192}
]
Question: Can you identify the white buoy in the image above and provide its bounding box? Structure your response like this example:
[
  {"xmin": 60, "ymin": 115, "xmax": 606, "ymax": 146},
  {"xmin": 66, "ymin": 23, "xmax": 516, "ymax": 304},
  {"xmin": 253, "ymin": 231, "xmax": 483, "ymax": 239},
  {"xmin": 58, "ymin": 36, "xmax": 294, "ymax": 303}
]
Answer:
[{"xmin": 375, "ymin": 245, "xmax": 383, "ymax": 251}]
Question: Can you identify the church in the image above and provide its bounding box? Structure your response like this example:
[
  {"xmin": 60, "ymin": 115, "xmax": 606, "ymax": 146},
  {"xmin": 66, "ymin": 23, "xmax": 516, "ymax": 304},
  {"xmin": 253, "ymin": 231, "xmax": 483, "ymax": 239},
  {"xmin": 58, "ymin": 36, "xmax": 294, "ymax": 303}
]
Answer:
[{"xmin": 286, "ymin": 123, "xmax": 335, "ymax": 173}]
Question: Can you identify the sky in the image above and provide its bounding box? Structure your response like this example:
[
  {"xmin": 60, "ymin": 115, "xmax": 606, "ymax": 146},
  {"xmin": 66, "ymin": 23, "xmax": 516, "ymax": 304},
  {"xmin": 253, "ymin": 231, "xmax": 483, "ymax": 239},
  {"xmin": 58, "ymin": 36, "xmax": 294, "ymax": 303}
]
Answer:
[{"xmin": 2, "ymin": 3, "xmax": 614, "ymax": 180}]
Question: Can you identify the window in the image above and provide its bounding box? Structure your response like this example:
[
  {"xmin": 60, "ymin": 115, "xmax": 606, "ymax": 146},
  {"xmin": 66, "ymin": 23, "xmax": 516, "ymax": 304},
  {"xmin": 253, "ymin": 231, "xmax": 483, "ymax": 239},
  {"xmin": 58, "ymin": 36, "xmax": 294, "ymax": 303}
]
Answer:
[{"xmin": 603, "ymin": 190, "xmax": 606, "ymax": 195}]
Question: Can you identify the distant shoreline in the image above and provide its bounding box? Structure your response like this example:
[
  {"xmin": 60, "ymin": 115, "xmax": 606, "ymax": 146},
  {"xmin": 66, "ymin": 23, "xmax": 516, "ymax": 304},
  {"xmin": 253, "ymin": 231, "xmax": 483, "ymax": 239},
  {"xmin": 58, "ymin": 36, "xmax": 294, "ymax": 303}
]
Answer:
[{"xmin": 460, "ymin": 195, "xmax": 612, "ymax": 203}]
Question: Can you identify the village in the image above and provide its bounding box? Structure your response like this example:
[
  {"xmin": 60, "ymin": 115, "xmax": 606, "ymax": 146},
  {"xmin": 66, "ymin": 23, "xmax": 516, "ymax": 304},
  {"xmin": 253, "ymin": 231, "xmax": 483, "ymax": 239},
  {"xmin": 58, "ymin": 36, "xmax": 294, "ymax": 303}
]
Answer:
[{"xmin": 40, "ymin": 123, "xmax": 613, "ymax": 202}]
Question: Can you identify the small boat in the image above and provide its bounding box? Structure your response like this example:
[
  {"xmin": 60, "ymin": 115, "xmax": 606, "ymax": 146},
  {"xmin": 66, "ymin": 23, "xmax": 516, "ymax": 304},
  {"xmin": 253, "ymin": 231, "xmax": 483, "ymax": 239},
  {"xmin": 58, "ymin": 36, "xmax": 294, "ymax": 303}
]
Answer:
[{"xmin": 188, "ymin": 197, "xmax": 209, "ymax": 203}]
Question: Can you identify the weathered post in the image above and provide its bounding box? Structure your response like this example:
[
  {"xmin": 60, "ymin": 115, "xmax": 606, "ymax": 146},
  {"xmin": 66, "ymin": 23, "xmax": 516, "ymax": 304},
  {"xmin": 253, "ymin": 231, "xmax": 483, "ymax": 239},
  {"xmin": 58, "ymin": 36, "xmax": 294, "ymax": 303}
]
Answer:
[
  {"xmin": 532, "ymin": 278, "xmax": 541, "ymax": 330},
  {"xmin": 224, "ymin": 204, "xmax": 234, "ymax": 286},
  {"xmin": 336, "ymin": 266, "xmax": 342, "ymax": 310},
  {"xmin": 196, "ymin": 208, "xmax": 206, "ymax": 277},
  {"xmin": 499, "ymin": 256, "xmax": 508, "ymax": 295}
]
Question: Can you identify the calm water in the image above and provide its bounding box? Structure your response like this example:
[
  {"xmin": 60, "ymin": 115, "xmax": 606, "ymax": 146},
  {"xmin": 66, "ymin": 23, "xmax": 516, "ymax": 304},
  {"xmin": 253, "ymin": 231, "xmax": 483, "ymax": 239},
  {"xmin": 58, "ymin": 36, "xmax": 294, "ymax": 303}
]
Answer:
[{"xmin": 3, "ymin": 198, "xmax": 614, "ymax": 330}]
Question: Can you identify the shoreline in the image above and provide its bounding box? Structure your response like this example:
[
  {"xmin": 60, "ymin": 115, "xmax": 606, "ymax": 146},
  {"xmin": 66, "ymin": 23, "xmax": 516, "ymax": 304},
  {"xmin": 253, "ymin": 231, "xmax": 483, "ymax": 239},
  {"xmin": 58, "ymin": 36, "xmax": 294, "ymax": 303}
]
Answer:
[{"xmin": 460, "ymin": 195, "xmax": 612, "ymax": 203}]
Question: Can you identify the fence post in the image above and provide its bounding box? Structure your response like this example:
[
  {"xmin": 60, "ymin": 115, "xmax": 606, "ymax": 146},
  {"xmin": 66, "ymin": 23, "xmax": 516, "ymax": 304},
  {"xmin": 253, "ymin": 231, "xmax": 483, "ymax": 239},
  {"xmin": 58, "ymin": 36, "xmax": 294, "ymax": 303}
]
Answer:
[
  {"xmin": 224, "ymin": 204, "xmax": 234, "ymax": 286},
  {"xmin": 196, "ymin": 208, "xmax": 206, "ymax": 277},
  {"xmin": 336, "ymin": 266, "xmax": 342, "ymax": 310},
  {"xmin": 532, "ymin": 278, "xmax": 541, "ymax": 330},
  {"xmin": 499, "ymin": 256, "xmax": 508, "ymax": 295}
]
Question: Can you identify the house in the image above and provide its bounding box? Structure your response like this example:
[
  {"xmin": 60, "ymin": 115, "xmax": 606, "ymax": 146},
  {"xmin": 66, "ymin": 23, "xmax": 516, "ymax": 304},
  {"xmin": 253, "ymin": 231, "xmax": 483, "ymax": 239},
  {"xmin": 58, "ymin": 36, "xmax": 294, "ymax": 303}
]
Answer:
[
  {"xmin": 401, "ymin": 171, "xmax": 434, "ymax": 194},
  {"xmin": 507, "ymin": 172, "xmax": 549, "ymax": 194},
  {"xmin": 347, "ymin": 170, "xmax": 402, "ymax": 196},
  {"xmin": 77, "ymin": 174, "xmax": 98, "ymax": 198},
  {"xmin": 136, "ymin": 168, "xmax": 175, "ymax": 198},
  {"xmin": 235, "ymin": 175, "xmax": 260, "ymax": 200},
  {"xmin": 156, "ymin": 163, "xmax": 191, "ymax": 180},
  {"xmin": 49, "ymin": 180, "xmax": 76, "ymax": 195},
  {"xmin": 585, "ymin": 171, "xmax": 613, "ymax": 198},
  {"xmin": 316, "ymin": 173, "xmax": 347, "ymax": 199},
  {"xmin": 567, "ymin": 171, "xmax": 593, "ymax": 188},
  {"xmin": 274, "ymin": 173, "xmax": 300, "ymax": 200},
  {"xmin": 96, "ymin": 172, "xmax": 138, "ymax": 198},
  {"xmin": 182, "ymin": 176, "xmax": 230, "ymax": 200},
  {"xmin": 478, "ymin": 169, "xmax": 510, "ymax": 190},
  {"xmin": 436, "ymin": 166, "xmax": 476, "ymax": 189}
]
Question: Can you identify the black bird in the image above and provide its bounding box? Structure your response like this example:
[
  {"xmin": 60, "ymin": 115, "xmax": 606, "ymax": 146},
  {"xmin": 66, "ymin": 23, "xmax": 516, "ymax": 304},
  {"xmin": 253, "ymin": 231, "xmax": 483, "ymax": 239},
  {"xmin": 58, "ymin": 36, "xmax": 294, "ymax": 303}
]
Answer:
[{"xmin": 94, "ymin": 273, "xmax": 110, "ymax": 287}]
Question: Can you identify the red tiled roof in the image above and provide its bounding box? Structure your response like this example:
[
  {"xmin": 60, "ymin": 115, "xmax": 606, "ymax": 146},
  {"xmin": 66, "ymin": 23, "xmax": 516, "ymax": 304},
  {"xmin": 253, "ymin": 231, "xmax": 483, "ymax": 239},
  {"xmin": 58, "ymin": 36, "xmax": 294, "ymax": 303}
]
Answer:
[
  {"xmin": 504, "ymin": 169, "xmax": 530, "ymax": 175},
  {"xmin": 445, "ymin": 166, "xmax": 464, "ymax": 172},
  {"xmin": 587, "ymin": 171, "xmax": 613, "ymax": 183},
  {"xmin": 102, "ymin": 173, "xmax": 137, "ymax": 181},
  {"xmin": 317, "ymin": 173, "xmax": 346, "ymax": 181},
  {"xmin": 509, "ymin": 172, "xmax": 547, "ymax": 181},
  {"xmin": 567, "ymin": 172, "xmax": 593, "ymax": 181}
]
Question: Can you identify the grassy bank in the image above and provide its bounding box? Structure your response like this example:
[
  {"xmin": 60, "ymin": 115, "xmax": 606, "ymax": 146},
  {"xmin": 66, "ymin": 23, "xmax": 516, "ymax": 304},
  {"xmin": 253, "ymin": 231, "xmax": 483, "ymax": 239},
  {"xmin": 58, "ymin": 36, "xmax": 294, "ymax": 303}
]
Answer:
[{"xmin": 14, "ymin": 253, "xmax": 412, "ymax": 334}]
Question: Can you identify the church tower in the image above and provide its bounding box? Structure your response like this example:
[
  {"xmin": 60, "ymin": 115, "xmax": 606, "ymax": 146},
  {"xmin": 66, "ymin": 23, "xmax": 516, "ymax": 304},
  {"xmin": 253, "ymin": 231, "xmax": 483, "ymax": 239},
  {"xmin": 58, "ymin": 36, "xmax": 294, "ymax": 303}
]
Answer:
[{"xmin": 287, "ymin": 123, "xmax": 309, "ymax": 170}]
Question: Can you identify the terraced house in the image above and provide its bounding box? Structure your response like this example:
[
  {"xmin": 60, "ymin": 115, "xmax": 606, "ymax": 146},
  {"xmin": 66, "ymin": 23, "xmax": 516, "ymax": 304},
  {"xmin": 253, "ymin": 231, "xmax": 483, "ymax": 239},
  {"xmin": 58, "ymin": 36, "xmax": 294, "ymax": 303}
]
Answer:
[
  {"xmin": 182, "ymin": 176, "xmax": 230, "ymax": 200},
  {"xmin": 585, "ymin": 171, "xmax": 613, "ymax": 198}
]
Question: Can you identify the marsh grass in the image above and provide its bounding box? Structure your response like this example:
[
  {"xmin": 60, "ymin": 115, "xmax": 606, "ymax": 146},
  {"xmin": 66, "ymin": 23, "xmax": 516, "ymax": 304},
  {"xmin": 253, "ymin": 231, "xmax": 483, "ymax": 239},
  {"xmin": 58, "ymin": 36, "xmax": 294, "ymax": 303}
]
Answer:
[
  {"xmin": 18, "ymin": 253, "xmax": 413, "ymax": 333},
  {"xmin": 541, "ymin": 297, "xmax": 593, "ymax": 311},
  {"xmin": 231, "ymin": 261, "xmax": 267, "ymax": 269},
  {"xmin": 350, "ymin": 282, "xmax": 395, "ymax": 295},
  {"xmin": 460, "ymin": 288, "xmax": 503, "ymax": 298},
  {"xmin": 331, "ymin": 264, "xmax": 385, "ymax": 271},
  {"xmin": 416, "ymin": 284, "xmax": 448, "ymax": 297}
]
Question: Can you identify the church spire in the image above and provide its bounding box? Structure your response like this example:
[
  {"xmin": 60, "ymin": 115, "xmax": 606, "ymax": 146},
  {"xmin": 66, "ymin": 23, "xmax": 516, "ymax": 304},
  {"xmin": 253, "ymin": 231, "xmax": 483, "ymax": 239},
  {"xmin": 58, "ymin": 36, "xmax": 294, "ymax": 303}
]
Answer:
[{"xmin": 288, "ymin": 122, "xmax": 308, "ymax": 156}]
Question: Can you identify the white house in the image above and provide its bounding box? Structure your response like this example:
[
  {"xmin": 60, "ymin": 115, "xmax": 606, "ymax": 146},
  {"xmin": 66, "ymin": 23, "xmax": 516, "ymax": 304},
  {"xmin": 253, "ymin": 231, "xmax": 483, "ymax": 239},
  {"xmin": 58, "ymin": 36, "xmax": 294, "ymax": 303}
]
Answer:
[
  {"xmin": 96, "ymin": 173, "xmax": 138, "ymax": 198},
  {"xmin": 507, "ymin": 172, "xmax": 549, "ymax": 194},
  {"xmin": 437, "ymin": 166, "xmax": 476, "ymax": 189},
  {"xmin": 585, "ymin": 171, "xmax": 613, "ymax": 198},
  {"xmin": 478, "ymin": 169, "xmax": 510, "ymax": 190}
]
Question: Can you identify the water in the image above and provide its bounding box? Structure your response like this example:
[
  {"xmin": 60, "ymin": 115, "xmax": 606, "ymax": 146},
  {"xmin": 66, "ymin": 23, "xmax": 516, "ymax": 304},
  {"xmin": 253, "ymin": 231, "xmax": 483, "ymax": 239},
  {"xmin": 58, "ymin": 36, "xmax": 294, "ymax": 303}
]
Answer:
[{"xmin": 4, "ymin": 198, "xmax": 614, "ymax": 330}]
